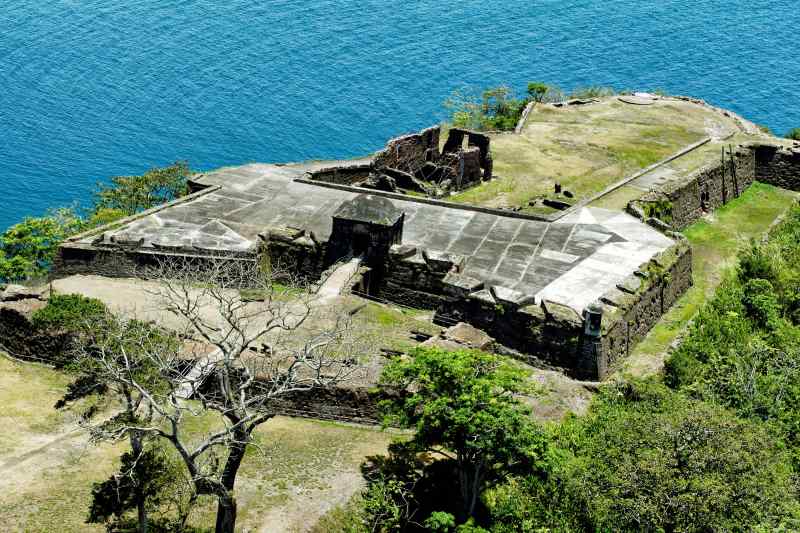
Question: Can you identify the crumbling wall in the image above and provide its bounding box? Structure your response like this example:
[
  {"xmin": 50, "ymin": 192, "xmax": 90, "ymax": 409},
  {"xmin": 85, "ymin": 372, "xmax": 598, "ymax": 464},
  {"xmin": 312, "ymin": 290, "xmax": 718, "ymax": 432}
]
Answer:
[
  {"xmin": 372, "ymin": 126, "xmax": 441, "ymax": 174},
  {"xmin": 261, "ymin": 226, "xmax": 328, "ymax": 281},
  {"xmin": 440, "ymin": 129, "xmax": 493, "ymax": 187},
  {"xmin": 634, "ymin": 147, "xmax": 755, "ymax": 230},
  {"xmin": 369, "ymin": 126, "xmax": 492, "ymax": 195},
  {"xmin": 440, "ymin": 146, "xmax": 484, "ymax": 189},
  {"xmin": 753, "ymin": 143, "xmax": 800, "ymax": 191},
  {"xmin": 307, "ymin": 164, "xmax": 372, "ymax": 186}
]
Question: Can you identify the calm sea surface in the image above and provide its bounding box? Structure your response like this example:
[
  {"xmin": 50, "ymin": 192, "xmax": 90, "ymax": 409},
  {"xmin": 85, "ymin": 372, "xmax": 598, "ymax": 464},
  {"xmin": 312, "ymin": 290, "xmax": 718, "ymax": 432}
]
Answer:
[{"xmin": 2, "ymin": 1, "xmax": 798, "ymax": 230}]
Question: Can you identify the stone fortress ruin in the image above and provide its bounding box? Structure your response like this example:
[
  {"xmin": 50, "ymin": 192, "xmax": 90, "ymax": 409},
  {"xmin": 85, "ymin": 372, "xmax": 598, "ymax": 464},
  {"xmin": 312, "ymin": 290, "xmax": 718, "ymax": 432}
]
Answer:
[{"xmin": 52, "ymin": 95, "xmax": 800, "ymax": 381}]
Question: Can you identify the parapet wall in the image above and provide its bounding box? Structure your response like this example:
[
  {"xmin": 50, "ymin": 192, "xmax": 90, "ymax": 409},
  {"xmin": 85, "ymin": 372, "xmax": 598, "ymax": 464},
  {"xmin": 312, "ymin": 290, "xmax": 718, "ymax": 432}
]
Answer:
[
  {"xmin": 633, "ymin": 147, "xmax": 756, "ymax": 230},
  {"xmin": 596, "ymin": 236, "xmax": 693, "ymax": 372},
  {"xmin": 631, "ymin": 141, "xmax": 800, "ymax": 231},
  {"xmin": 260, "ymin": 226, "xmax": 328, "ymax": 281},
  {"xmin": 753, "ymin": 143, "xmax": 800, "ymax": 191},
  {"xmin": 54, "ymin": 242, "xmax": 259, "ymax": 280}
]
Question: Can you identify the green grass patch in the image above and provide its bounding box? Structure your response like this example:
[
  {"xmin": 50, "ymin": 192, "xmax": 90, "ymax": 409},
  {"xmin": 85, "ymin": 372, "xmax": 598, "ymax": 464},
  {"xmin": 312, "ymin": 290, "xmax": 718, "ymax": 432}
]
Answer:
[
  {"xmin": 239, "ymin": 282, "xmax": 302, "ymax": 302},
  {"xmin": 0, "ymin": 353, "xmax": 391, "ymax": 532},
  {"xmin": 352, "ymin": 301, "xmax": 440, "ymax": 353}
]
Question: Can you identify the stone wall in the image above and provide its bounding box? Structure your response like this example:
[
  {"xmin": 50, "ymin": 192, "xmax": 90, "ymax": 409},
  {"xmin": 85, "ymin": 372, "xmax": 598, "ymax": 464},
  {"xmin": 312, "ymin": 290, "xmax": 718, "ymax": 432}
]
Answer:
[
  {"xmin": 753, "ymin": 143, "xmax": 800, "ymax": 191},
  {"xmin": 307, "ymin": 164, "xmax": 372, "ymax": 186},
  {"xmin": 54, "ymin": 243, "xmax": 157, "ymax": 278},
  {"xmin": 260, "ymin": 226, "xmax": 328, "ymax": 281},
  {"xmin": 443, "ymin": 287, "xmax": 587, "ymax": 374},
  {"xmin": 440, "ymin": 146, "xmax": 484, "ymax": 189},
  {"xmin": 54, "ymin": 243, "xmax": 259, "ymax": 280},
  {"xmin": 377, "ymin": 245, "xmax": 467, "ymax": 309},
  {"xmin": 632, "ymin": 141, "xmax": 800, "ymax": 231},
  {"xmin": 652, "ymin": 146, "xmax": 755, "ymax": 230},
  {"xmin": 373, "ymin": 126, "xmax": 441, "ymax": 174},
  {"xmin": 596, "ymin": 236, "xmax": 693, "ymax": 373},
  {"xmin": 376, "ymin": 239, "xmax": 692, "ymax": 380},
  {"xmin": 265, "ymin": 387, "xmax": 381, "ymax": 425},
  {"xmin": 0, "ymin": 298, "xmax": 73, "ymax": 365}
]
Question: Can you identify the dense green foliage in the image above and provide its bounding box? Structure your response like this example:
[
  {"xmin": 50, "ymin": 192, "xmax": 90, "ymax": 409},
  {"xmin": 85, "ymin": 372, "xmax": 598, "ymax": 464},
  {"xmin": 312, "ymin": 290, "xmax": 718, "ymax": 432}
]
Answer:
[
  {"xmin": 94, "ymin": 161, "xmax": 190, "ymax": 215},
  {"xmin": 666, "ymin": 202, "xmax": 800, "ymax": 465},
  {"xmin": 352, "ymin": 205, "xmax": 800, "ymax": 532},
  {"xmin": 31, "ymin": 293, "xmax": 109, "ymax": 332},
  {"xmin": 0, "ymin": 162, "xmax": 190, "ymax": 283},
  {"xmin": 0, "ymin": 207, "xmax": 85, "ymax": 281},
  {"xmin": 444, "ymin": 82, "xmax": 617, "ymax": 131},
  {"xmin": 538, "ymin": 381, "xmax": 799, "ymax": 532},
  {"xmin": 358, "ymin": 372, "xmax": 799, "ymax": 532},
  {"xmin": 787, "ymin": 128, "xmax": 800, "ymax": 140},
  {"xmin": 365, "ymin": 348, "xmax": 549, "ymax": 530},
  {"xmin": 444, "ymin": 82, "xmax": 561, "ymax": 131}
]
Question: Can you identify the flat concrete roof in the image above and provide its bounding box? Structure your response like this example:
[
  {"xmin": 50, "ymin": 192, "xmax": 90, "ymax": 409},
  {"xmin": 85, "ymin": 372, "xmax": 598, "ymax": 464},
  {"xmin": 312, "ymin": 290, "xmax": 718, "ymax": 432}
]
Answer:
[{"xmin": 74, "ymin": 161, "xmax": 674, "ymax": 314}]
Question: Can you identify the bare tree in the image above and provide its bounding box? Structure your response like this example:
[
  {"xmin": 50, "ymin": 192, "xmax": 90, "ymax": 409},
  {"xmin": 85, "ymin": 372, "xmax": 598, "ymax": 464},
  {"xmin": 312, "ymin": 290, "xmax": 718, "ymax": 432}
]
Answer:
[{"xmin": 68, "ymin": 256, "xmax": 370, "ymax": 533}]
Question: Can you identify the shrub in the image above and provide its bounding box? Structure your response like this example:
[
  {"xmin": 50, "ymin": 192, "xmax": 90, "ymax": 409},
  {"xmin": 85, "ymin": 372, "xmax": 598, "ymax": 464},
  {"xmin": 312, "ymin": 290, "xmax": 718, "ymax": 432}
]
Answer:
[
  {"xmin": 32, "ymin": 293, "xmax": 108, "ymax": 332},
  {"xmin": 786, "ymin": 128, "xmax": 800, "ymax": 140},
  {"xmin": 568, "ymin": 86, "xmax": 615, "ymax": 99},
  {"xmin": 742, "ymin": 278, "xmax": 781, "ymax": 327},
  {"xmin": 526, "ymin": 82, "xmax": 550, "ymax": 103},
  {"xmin": 369, "ymin": 348, "xmax": 549, "ymax": 529},
  {"xmin": 666, "ymin": 203, "xmax": 800, "ymax": 467},
  {"xmin": 445, "ymin": 81, "xmax": 563, "ymax": 132},
  {"xmin": 738, "ymin": 240, "xmax": 778, "ymax": 284}
]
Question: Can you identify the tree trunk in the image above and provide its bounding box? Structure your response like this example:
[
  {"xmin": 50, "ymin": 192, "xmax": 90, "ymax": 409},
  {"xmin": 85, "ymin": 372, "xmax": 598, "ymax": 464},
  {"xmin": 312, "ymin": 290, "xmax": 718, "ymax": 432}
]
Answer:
[
  {"xmin": 215, "ymin": 494, "xmax": 237, "ymax": 533},
  {"xmin": 130, "ymin": 432, "xmax": 148, "ymax": 533},
  {"xmin": 137, "ymin": 501, "xmax": 148, "ymax": 533},
  {"xmin": 215, "ymin": 432, "xmax": 248, "ymax": 533},
  {"xmin": 457, "ymin": 461, "xmax": 482, "ymax": 522}
]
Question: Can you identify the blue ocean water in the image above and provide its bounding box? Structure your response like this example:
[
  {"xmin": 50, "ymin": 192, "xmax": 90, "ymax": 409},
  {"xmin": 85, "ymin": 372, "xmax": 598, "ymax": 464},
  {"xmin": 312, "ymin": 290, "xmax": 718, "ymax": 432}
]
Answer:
[{"xmin": 1, "ymin": 1, "xmax": 798, "ymax": 231}]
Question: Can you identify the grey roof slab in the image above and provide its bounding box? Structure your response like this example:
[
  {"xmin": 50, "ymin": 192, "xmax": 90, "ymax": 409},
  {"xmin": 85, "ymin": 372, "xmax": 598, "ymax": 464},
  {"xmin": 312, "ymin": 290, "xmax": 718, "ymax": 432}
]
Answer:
[{"xmin": 81, "ymin": 162, "xmax": 675, "ymax": 314}]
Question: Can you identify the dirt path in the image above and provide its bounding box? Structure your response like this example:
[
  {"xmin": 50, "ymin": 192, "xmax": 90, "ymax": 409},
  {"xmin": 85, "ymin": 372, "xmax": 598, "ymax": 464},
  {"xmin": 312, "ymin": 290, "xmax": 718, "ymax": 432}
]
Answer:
[
  {"xmin": 0, "ymin": 425, "xmax": 96, "ymax": 495},
  {"xmin": 258, "ymin": 471, "xmax": 364, "ymax": 533}
]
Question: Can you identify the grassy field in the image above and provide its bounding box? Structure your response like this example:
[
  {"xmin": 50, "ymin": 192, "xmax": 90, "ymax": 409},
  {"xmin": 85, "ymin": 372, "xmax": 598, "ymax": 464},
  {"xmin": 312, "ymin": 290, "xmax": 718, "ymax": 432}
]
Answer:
[
  {"xmin": 617, "ymin": 182, "xmax": 799, "ymax": 376},
  {"xmin": 450, "ymin": 97, "xmax": 738, "ymax": 214},
  {"xmin": 0, "ymin": 353, "xmax": 392, "ymax": 532}
]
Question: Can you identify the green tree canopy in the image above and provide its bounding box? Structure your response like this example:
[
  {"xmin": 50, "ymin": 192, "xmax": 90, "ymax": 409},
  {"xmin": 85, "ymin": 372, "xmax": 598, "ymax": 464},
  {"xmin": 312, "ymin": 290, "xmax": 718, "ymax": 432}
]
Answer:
[
  {"xmin": 0, "ymin": 207, "xmax": 84, "ymax": 281},
  {"xmin": 379, "ymin": 348, "xmax": 548, "ymax": 524},
  {"xmin": 484, "ymin": 380, "xmax": 800, "ymax": 532},
  {"xmin": 94, "ymin": 161, "xmax": 190, "ymax": 215}
]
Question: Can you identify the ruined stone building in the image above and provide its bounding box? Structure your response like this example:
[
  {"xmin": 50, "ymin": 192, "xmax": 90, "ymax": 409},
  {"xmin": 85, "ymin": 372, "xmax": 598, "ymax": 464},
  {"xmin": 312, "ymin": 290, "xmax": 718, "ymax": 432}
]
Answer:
[{"xmin": 52, "ymin": 117, "xmax": 800, "ymax": 380}]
